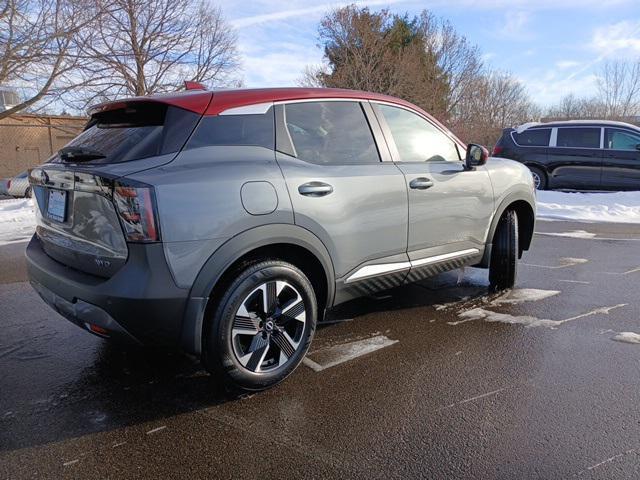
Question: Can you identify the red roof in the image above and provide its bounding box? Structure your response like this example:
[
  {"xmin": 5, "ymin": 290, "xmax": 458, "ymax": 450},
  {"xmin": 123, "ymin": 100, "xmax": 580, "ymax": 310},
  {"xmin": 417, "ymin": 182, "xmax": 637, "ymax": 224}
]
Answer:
[{"xmin": 88, "ymin": 87, "xmax": 462, "ymax": 145}]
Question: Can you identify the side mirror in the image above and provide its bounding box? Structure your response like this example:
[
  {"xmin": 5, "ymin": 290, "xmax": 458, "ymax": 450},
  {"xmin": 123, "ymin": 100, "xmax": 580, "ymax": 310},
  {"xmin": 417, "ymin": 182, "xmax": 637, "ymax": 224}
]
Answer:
[{"xmin": 465, "ymin": 143, "xmax": 488, "ymax": 169}]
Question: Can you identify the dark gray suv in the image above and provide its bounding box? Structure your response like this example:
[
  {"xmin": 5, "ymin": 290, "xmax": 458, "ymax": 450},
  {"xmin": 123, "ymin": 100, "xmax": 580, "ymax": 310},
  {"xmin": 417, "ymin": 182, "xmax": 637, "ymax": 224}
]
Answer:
[{"xmin": 27, "ymin": 87, "xmax": 536, "ymax": 391}]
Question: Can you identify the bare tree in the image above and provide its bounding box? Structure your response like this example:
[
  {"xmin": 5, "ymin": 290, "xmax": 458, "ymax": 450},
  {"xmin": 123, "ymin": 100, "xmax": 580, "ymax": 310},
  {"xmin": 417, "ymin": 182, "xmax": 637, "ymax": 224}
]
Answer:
[
  {"xmin": 71, "ymin": 0, "xmax": 239, "ymax": 108},
  {"xmin": 545, "ymin": 94, "xmax": 606, "ymax": 120},
  {"xmin": 0, "ymin": 0, "xmax": 93, "ymax": 120},
  {"xmin": 453, "ymin": 71, "xmax": 540, "ymax": 146},
  {"xmin": 417, "ymin": 11, "xmax": 483, "ymax": 119},
  {"xmin": 596, "ymin": 59, "xmax": 640, "ymax": 118}
]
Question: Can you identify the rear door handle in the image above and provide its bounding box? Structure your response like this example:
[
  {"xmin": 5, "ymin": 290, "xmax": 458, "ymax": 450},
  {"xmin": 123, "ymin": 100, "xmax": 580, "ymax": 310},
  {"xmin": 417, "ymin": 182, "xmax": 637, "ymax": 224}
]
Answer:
[
  {"xmin": 298, "ymin": 181, "xmax": 334, "ymax": 197},
  {"xmin": 409, "ymin": 177, "xmax": 434, "ymax": 190}
]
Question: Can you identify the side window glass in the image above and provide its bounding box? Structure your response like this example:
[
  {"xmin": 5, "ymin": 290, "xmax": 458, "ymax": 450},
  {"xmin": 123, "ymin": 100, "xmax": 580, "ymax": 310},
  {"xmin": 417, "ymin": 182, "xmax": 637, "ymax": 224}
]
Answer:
[
  {"xmin": 283, "ymin": 101, "xmax": 380, "ymax": 164},
  {"xmin": 606, "ymin": 129, "xmax": 640, "ymax": 150},
  {"xmin": 556, "ymin": 128, "xmax": 601, "ymax": 148},
  {"xmin": 513, "ymin": 128, "xmax": 551, "ymax": 146},
  {"xmin": 186, "ymin": 108, "xmax": 274, "ymax": 150},
  {"xmin": 377, "ymin": 104, "xmax": 459, "ymax": 162}
]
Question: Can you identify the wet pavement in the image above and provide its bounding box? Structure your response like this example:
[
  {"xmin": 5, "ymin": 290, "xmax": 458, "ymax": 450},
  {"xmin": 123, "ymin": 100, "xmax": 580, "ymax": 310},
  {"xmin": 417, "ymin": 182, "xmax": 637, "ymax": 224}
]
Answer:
[{"xmin": 1, "ymin": 220, "xmax": 640, "ymax": 479}]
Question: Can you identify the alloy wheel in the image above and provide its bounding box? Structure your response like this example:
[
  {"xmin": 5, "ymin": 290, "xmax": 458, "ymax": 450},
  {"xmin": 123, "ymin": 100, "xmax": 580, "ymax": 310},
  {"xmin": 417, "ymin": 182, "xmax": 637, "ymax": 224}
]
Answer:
[
  {"xmin": 231, "ymin": 280, "xmax": 306, "ymax": 373},
  {"xmin": 531, "ymin": 171, "xmax": 541, "ymax": 189}
]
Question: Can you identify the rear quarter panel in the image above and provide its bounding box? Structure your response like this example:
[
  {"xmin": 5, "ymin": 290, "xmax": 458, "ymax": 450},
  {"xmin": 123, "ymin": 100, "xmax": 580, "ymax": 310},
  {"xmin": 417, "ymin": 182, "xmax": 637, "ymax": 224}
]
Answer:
[{"xmin": 128, "ymin": 146, "xmax": 294, "ymax": 288}]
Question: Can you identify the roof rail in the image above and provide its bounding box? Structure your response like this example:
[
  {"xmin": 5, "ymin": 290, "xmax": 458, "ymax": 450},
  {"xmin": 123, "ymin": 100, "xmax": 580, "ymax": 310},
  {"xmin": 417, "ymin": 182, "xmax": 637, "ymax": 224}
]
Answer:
[{"xmin": 515, "ymin": 122, "xmax": 541, "ymax": 134}]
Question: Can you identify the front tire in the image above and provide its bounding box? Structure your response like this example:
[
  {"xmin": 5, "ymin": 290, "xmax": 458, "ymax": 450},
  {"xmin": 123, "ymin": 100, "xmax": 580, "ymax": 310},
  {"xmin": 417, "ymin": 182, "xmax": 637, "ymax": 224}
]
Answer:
[
  {"xmin": 489, "ymin": 210, "xmax": 519, "ymax": 291},
  {"xmin": 202, "ymin": 260, "xmax": 317, "ymax": 391}
]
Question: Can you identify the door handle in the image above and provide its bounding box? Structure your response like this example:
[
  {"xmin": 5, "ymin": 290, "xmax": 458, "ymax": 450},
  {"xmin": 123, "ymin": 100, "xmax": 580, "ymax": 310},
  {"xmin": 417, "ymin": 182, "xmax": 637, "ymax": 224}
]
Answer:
[
  {"xmin": 409, "ymin": 177, "xmax": 434, "ymax": 190},
  {"xmin": 298, "ymin": 181, "xmax": 334, "ymax": 197}
]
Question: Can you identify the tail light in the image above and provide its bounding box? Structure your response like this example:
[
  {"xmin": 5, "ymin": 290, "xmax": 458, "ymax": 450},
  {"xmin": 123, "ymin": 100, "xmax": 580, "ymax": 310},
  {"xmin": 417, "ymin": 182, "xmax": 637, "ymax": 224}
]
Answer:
[
  {"xmin": 113, "ymin": 181, "xmax": 160, "ymax": 242},
  {"xmin": 492, "ymin": 145, "xmax": 504, "ymax": 156}
]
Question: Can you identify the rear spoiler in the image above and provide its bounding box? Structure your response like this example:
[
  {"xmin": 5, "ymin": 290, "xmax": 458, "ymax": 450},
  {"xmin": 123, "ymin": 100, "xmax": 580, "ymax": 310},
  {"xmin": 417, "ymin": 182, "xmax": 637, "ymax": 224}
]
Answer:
[{"xmin": 87, "ymin": 91, "xmax": 212, "ymax": 117}]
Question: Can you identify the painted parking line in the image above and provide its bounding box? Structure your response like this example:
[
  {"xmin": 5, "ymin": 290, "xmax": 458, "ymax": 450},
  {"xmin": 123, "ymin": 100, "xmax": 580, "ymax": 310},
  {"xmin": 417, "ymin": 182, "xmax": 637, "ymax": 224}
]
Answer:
[
  {"xmin": 436, "ymin": 387, "xmax": 507, "ymax": 412},
  {"xmin": 536, "ymin": 231, "xmax": 640, "ymax": 242},
  {"xmin": 536, "ymin": 230, "xmax": 596, "ymax": 239},
  {"xmin": 303, "ymin": 335, "xmax": 398, "ymax": 372}
]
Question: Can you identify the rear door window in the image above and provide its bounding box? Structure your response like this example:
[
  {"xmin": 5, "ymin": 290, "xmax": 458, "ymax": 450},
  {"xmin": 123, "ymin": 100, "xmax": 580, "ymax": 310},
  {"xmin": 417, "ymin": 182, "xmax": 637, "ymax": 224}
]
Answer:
[
  {"xmin": 605, "ymin": 128, "xmax": 640, "ymax": 151},
  {"xmin": 186, "ymin": 107, "xmax": 274, "ymax": 149},
  {"xmin": 512, "ymin": 128, "xmax": 551, "ymax": 146},
  {"xmin": 53, "ymin": 103, "xmax": 201, "ymax": 164},
  {"xmin": 282, "ymin": 101, "xmax": 380, "ymax": 164},
  {"xmin": 556, "ymin": 127, "xmax": 601, "ymax": 148}
]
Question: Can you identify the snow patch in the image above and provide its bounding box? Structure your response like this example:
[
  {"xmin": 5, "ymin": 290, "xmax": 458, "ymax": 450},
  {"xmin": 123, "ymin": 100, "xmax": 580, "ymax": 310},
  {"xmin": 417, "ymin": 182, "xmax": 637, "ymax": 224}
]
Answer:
[
  {"xmin": 612, "ymin": 332, "xmax": 640, "ymax": 344},
  {"xmin": 452, "ymin": 304, "xmax": 626, "ymax": 329},
  {"xmin": 523, "ymin": 257, "xmax": 588, "ymax": 269},
  {"xmin": 492, "ymin": 288, "xmax": 561, "ymax": 304},
  {"xmin": 537, "ymin": 190, "xmax": 640, "ymax": 224},
  {"xmin": 0, "ymin": 198, "xmax": 35, "ymax": 245}
]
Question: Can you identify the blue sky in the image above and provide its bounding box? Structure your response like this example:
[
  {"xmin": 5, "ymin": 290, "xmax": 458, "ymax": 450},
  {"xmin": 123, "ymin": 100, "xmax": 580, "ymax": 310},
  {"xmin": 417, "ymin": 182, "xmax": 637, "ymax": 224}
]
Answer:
[{"xmin": 216, "ymin": 0, "xmax": 640, "ymax": 106}]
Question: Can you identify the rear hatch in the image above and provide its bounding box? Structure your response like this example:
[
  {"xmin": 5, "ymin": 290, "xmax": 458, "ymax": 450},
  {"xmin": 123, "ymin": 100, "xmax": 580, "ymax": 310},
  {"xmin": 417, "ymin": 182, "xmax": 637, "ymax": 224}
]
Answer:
[{"xmin": 30, "ymin": 95, "xmax": 208, "ymax": 277}]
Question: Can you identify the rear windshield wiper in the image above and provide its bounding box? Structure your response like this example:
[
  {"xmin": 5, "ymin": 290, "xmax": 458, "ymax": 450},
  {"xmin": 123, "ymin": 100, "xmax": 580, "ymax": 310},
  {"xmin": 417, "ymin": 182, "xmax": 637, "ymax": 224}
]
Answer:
[{"xmin": 59, "ymin": 146, "xmax": 106, "ymax": 162}]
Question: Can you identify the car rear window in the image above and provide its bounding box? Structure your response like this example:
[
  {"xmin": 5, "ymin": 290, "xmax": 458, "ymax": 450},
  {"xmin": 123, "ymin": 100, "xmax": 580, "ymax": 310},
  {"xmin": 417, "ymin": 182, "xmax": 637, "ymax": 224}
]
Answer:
[
  {"xmin": 185, "ymin": 107, "xmax": 274, "ymax": 150},
  {"xmin": 52, "ymin": 103, "xmax": 200, "ymax": 164},
  {"xmin": 512, "ymin": 128, "xmax": 551, "ymax": 146},
  {"xmin": 556, "ymin": 127, "xmax": 601, "ymax": 148}
]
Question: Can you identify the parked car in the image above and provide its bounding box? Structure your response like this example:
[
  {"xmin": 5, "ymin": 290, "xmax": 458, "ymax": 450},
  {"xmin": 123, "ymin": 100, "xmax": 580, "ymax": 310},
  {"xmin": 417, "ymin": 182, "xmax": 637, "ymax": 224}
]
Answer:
[
  {"xmin": 26, "ymin": 87, "xmax": 535, "ymax": 391},
  {"xmin": 493, "ymin": 120, "xmax": 640, "ymax": 191},
  {"xmin": 0, "ymin": 178, "xmax": 9, "ymax": 196},
  {"xmin": 6, "ymin": 170, "xmax": 32, "ymax": 198}
]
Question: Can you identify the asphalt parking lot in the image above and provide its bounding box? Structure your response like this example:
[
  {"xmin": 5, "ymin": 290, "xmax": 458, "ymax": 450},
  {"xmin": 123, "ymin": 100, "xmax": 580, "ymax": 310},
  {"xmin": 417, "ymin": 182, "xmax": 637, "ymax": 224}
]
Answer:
[{"xmin": 1, "ymin": 220, "xmax": 640, "ymax": 479}]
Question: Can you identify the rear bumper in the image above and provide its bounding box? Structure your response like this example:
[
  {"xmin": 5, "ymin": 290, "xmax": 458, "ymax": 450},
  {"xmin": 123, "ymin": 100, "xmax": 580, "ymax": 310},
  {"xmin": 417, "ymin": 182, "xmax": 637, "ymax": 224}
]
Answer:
[{"xmin": 26, "ymin": 235, "xmax": 189, "ymax": 347}]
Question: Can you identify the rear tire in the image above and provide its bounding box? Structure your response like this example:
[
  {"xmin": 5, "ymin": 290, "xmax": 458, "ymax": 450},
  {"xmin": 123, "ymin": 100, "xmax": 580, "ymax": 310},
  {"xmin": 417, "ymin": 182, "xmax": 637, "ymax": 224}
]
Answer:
[
  {"xmin": 202, "ymin": 260, "xmax": 317, "ymax": 392},
  {"xmin": 528, "ymin": 166, "xmax": 547, "ymax": 190},
  {"xmin": 489, "ymin": 210, "xmax": 519, "ymax": 292}
]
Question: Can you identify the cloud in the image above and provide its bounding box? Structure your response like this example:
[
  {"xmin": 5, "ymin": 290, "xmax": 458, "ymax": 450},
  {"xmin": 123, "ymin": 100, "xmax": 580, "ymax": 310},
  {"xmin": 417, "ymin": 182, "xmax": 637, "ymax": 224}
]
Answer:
[
  {"xmin": 492, "ymin": 11, "xmax": 533, "ymax": 40},
  {"xmin": 555, "ymin": 60, "xmax": 581, "ymax": 69},
  {"xmin": 520, "ymin": 69, "xmax": 599, "ymax": 106},
  {"xmin": 482, "ymin": 52, "xmax": 497, "ymax": 62},
  {"xmin": 230, "ymin": 0, "xmax": 407, "ymax": 29},
  {"xmin": 591, "ymin": 20, "xmax": 640, "ymax": 57}
]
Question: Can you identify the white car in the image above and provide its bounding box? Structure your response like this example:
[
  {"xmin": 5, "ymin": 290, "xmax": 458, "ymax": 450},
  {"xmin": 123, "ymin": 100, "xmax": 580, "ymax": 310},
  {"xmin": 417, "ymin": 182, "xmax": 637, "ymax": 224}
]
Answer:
[{"xmin": 7, "ymin": 171, "xmax": 31, "ymax": 198}]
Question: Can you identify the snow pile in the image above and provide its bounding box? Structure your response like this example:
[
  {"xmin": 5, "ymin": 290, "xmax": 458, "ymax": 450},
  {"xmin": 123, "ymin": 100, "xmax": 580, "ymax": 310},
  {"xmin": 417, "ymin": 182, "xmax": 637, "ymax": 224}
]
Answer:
[
  {"xmin": 0, "ymin": 198, "xmax": 36, "ymax": 245},
  {"xmin": 537, "ymin": 190, "xmax": 640, "ymax": 224},
  {"xmin": 612, "ymin": 332, "xmax": 640, "ymax": 344}
]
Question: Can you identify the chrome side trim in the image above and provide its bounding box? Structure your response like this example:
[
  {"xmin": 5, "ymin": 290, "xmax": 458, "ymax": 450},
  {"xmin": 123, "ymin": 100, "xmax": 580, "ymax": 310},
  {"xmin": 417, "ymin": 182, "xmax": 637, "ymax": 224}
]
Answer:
[
  {"xmin": 219, "ymin": 102, "xmax": 273, "ymax": 115},
  {"xmin": 345, "ymin": 261, "xmax": 411, "ymax": 284},
  {"xmin": 345, "ymin": 248, "xmax": 481, "ymax": 284},
  {"xmin": 410, "ymin": 248, "xmax": 479, "ymax": 268}
]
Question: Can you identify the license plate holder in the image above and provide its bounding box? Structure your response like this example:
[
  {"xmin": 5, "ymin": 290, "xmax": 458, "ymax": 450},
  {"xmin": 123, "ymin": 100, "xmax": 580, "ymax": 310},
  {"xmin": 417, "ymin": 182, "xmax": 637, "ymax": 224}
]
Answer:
[{"xmin": 47, "ymin": 189, "xmax": 67, "ymax": 222}]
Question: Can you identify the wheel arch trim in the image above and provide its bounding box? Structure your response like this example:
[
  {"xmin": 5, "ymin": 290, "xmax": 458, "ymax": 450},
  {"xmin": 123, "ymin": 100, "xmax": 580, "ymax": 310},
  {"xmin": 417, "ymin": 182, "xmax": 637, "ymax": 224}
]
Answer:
[
  {"xmin": 180, "ymin": 223, "xmax": 335, "ymax": 355},
  {"xmin": 478, "ymin": 190, "xmax": 536, "ymax": 267}
]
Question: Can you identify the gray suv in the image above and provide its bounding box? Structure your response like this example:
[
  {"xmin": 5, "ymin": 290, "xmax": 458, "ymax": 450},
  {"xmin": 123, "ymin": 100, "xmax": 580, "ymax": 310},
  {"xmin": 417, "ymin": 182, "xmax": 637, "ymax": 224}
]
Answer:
[{"xmin": 26, "ymin": 87, "xmax": 536, "ymax": 391}]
